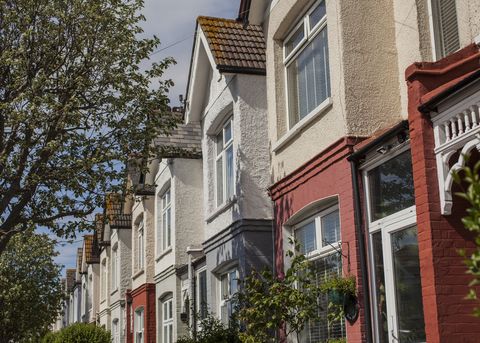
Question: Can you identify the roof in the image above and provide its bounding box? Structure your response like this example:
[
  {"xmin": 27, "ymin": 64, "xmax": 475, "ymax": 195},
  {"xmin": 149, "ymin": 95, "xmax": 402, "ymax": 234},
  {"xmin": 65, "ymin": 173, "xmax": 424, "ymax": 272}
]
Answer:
[
  {"xmin": 76, "ymin": 248, "xmax": 83, "ymax": 277},
  {"xmin": 66, "ymin": 269, "xmax": 76, "ymax": 292},
  {"xmin": 95, "ymin": 213, "xmax": 110, "ymax": 246},
  {"xmin": 84, "ymin": 234, "xmax": 100, "ymax": 265},
  {"xmin": 154, "ymin": 122, "xmax": 202, "ymax": 159},
  {"xmin": 105, "ymin": 193, "xmax": 132, "ymax": 229},
  {"xmin": 197, "ymin": 16, "xmax": 266, "ymax": 75}
]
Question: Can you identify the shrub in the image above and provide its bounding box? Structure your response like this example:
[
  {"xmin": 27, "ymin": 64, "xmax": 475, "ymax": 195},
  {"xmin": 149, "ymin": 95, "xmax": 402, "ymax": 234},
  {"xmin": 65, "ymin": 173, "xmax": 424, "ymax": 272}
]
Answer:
[
  {"xmin": 42, "ymin": 323, "xmax": 111, "ymax": 343},
  {"xmin": 176, "ymin": 314, "xmax": 240, "ymax": 343}
]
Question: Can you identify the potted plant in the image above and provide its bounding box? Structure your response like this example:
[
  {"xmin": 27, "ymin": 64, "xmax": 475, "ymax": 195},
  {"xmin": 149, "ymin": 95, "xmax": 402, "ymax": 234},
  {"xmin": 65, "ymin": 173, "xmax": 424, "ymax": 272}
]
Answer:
[{"xmin": 320, "ymin": 275, "xmax": 358, "ymax": 324}]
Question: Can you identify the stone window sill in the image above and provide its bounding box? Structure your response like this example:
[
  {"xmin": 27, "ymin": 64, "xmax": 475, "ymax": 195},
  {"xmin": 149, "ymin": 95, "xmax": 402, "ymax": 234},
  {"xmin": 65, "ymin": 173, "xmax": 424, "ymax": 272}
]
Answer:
[
  {"xmin": 272, "ymin": 97, "xmax": 333, "ymax": 153},
  {"xmin": 206, "ymin": 196, "xmax": 237, "ymax": 223},
  {"xmin": 155, "ymin": 247, "xmax": 173, "ymax": 262},
  {"xmin": 132, "ymin": 269, "xmax": 144, "ymax": 280}
]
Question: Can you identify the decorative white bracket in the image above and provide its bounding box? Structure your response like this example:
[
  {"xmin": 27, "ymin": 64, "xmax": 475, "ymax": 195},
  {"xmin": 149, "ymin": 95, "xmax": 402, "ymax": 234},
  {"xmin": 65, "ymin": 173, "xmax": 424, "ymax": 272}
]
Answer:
[{"xmin": 432, "ymin": 89, "xmax": 480, "ymax": 215}]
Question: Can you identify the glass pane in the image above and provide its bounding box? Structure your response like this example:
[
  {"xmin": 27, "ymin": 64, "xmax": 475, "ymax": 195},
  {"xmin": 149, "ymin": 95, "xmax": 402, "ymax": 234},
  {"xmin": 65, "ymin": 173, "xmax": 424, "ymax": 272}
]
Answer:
[
  {"xmin": 285, "ymin": 24, "xmax": 305, "ymax": 56},
  {"xmin": 309, "ymin": 0, "xmax": 326, "ymax": 29},
  {"xmin": 169, "ymin": 300, "xmax": 173, "ymax": 319},
  {"xmin": 287, "ymin": 27, "xmax": 329, "ymax": 126},
  {"xmin": 199, "ymin": 271, "xmax": 208, "ymax": 319},
  {"xmin": 391, "ymin": 227, "xmax": 426, "ymax": 342},
  {"xmin": 295, "ymin": 221, "xmax": 317, "ymax": 254},
  {"xmin": 224, "ymin": 120, "xmax": 232, "ymax": 143},
  {"xmin": 167, "ymin": 208, "xmax": 171, "ymax": 247},
  {"xmin": 216, "ymin": 157, "xmax": 223, "ymax": 206},
  {"xmin": 169, "ymin": 324, "xmax": 173, "ymax": 343},
  {"xmin": 321, "ymin": 210, "xmax": 340, "ymax": 246},
  {"xmin": 216, "ymin": 132, "xmax": 223, "ymax": 154},
  {"xmin": 229, "ymin": 270, "xmax": 238, "ymax": 295},
  {"xmin": 300, "ymin": 253, "xmax": 344, "ymax": 342},
  {"xmin": 368, "ymin": 150, "xmax": 415, "ymax": 221},
  {"xmin": 221, "ymin": 275, "xmax": 228, "ymax": 299},
  {"xmin": 371, "ymin": 231, "xmax": 388, "ymax": 343},
  {"xmin": 226, "ymin": 145, "xmax": 234, "ymax": 199}
]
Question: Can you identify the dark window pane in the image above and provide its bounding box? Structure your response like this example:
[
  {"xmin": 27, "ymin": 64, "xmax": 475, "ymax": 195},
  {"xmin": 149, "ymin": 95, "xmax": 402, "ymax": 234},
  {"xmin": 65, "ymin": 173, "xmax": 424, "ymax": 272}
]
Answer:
[
  {"xmin": 368, "ymin": 150, "xmax": 415, "ymax": 221},
  {"xmin": 371, "ymin": 232, "xmax": 388, "ymax": 343},
  {"xmin": 391, "ymin": 226, "xmax": 426, "ymax": 343},
  {"xmin": 198, "ymin": 271, "xmax": 208, "ymax": 320},
  {"xmin": 309, "ymin": 0, "xmax": 326, "ymax": 29}
]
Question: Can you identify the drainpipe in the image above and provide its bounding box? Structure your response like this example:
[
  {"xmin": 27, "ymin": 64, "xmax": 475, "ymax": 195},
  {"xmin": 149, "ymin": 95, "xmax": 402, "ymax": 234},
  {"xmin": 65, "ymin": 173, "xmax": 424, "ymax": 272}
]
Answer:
[
  {"xmin": 350, "ymin": 159, "xmax": 373, "ymax": 343},
  {"xmin": 186, "ymin": 246, "xmax": 203, "ymax": 339}
]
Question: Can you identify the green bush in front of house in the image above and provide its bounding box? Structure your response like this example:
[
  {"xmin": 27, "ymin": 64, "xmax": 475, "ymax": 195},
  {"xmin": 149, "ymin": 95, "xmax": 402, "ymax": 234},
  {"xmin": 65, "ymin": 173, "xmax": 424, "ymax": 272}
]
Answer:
[{"xmin": 42, "ymin": 323, "xmax": 111, "ymax": 343}]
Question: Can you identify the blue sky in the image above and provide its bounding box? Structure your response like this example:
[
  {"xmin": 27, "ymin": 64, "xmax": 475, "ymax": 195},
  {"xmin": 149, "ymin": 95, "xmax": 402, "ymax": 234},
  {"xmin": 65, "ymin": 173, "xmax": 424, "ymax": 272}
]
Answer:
[{"xmin": 55, "ymin": 0, "xmax": 239, "ymax": 277}]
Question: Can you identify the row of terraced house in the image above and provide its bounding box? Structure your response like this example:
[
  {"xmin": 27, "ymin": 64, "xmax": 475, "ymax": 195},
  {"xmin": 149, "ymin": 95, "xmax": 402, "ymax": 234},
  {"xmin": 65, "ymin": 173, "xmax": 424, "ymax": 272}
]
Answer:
[{"xmin": 53, "ymin": 0, "xmax": 480, "ymax": 342}]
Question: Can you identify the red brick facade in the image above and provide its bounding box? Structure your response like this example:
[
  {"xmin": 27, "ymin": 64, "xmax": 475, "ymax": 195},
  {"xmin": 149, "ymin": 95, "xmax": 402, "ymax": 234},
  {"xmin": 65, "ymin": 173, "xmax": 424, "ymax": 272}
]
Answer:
[
  {"xmin": 270, "ymin": 137, "xmax": 366, "ymax": 343},
  {"xmin": 406, "ymin": 44, "xmax": 480, "ymax": 342},
  {"xmin": 126, "ymin": 283, "xmax": 156, "ymax": 343}
]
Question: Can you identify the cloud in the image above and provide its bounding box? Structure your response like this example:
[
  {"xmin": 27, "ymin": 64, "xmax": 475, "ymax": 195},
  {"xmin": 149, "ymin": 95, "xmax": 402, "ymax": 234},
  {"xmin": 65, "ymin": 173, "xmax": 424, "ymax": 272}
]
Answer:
[{"xmin": 141, "ymin": 0, "xmax": 239, "ymax": 106}]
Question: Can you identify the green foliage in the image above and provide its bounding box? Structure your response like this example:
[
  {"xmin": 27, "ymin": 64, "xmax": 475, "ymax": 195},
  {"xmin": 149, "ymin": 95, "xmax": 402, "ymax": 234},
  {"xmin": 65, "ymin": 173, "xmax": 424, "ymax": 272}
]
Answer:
[
  {"xmin": 326, "ymin": 339, "xmax": 347, "ymax": 343},
  {"xmin": 0, "ymin": 0, "xmax": 177, "ymax": 252},
  {"xmin": 42, "ymin": 323, "xmax": 111, "ymax": 343},
  {"xmin": 453, "ymin": 158, "xmax": 480, "ymax": 317},
  {"xmin": 236, "ymin": 240, "xmax": 323, "ymax": 343},
  {"xmin": 176, "ymin": 314, "xmax": 240, "ymax": 343},
  {"xmin": 0, "ymin": 230, "xmax": 64, "ymax": 342},
  {"xmin": 319, "ymin": 276, "xmax": 356, "ymax": 326}
]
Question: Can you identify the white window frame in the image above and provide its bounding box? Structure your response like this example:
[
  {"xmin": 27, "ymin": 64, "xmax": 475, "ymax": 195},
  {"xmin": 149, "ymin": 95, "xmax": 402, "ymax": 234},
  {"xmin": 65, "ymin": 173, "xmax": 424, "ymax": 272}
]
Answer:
[
  {"xmin": 218, "ymin": 268, "xmax": 238, "ymax": 323},
  {"xmin": 137, "ymin": 220, "xmax": 144, "ymax": 271},
  {"xmin": 362, "ymin": 144, "xmax": 424, "ymax": 343},
  {"xmin": 112, "ymin": 318, "xmax": 120, "ymax": 343},
  {"xmin": 215, "ymin": 117, "xmax": 235, "ymax": 207},
  {"xmin": 427, "ymin": 0, "xmax": 460, "ymax": 61},
  {"xmin": 196, "ymin": 267, "xmax": 208, "ymax": 321},
  {"xmin": 292, "ymin": 205, "xmax": 341, "ymax": 260},
  {"xmin": 162, "ymin": 298, "xmax": 174, "ymax": 343},
  {"xmin": 283, "ymin": 0, "xmax": 329, "ymax": 130},
  {"xmin": 135, "ymin": 307, "xmax": 144, "ymax": 343},
  {"xmin": 101, "ymin": 258, "xmax": 107, "ymax": 301},
  {"xmin": 111, "ymin": 245, "xmax": 118, "ymax": 292},
  {"xmin": 161, "ymin": 188, "xmax": 172, "ymax": 252}
]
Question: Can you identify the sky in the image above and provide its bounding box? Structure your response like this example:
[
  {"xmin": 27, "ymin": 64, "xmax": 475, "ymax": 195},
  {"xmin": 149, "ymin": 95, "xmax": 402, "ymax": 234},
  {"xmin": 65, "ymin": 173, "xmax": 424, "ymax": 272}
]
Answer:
[{"xmin": 55, "ymin": 0, "xmax": 239, "ymax": 277}]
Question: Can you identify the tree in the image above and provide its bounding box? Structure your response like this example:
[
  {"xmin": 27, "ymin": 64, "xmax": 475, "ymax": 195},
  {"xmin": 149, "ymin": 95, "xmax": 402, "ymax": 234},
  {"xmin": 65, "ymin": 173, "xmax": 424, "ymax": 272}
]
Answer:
[
  {"xmin": 237, "ymin": 243, "xmax": 324, "ymax": 343},
  {"xmin": 42, "ymin": 323, "xmax": 112, "ymax": 343},
  {"xmin": 453, "ymin": 158, "xmax": 480, "ymax": 317},
  {"xmin": 0, "ymin": 0, "xmax": 177, "ymax": 252},
  {"xmin": 0, "ymin": 230, "xmax": 64, "ymax": 342}
]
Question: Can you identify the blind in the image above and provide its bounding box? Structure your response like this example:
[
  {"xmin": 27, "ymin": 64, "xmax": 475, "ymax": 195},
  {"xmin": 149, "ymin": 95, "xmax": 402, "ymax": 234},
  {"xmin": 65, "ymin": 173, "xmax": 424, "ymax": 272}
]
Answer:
[{"xmin": 435, "ymin": 0, "xmax": 460, "ymax": 58}]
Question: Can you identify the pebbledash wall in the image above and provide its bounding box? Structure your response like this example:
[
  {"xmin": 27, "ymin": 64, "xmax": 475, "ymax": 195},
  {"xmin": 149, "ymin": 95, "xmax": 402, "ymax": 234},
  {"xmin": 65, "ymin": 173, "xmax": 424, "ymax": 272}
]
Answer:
[{"xmin": 406, "ymin": 43, "xmax": 480, "ymax": 342}]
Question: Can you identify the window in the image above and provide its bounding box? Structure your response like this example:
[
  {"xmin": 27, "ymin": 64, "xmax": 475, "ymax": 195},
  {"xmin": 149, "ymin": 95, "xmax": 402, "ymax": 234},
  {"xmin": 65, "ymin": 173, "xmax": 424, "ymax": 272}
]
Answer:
[
  {"xmin": 197, "ymin": 269, "xmax": 208, "ymax": 320},
  {"xmin": 111, "ymin": 246, "xmax": 118, "ymax": 291},
  {"xmin": 284, "ymin": 0, "xmax": 330, "ymax": 128},
  {"xmin": 161, "ymin": 188, "xmax": 172, "ymax": 251},
  {"xmin": 215, "ymin": 118, "xmax": 234, "ymax": 207},
  {"xmin": 101, "ymin": 259, "xmax": 107, "ymax": 300},
  {"xmin": 112, "ymin": 318, "xmax": 120, "ymax": 343},
  {"xmin": 430, "ymin": 0, "xmax": 460, "ymax": 60},
  {"xmin": 162, "ymin": 298, "xmax": 174, "ymax": 343},
  {"xmin": 364, "ymin": 147, "xmax": 426, "ymax": 343},
  {"xmin": 88, "ymin": 275, "xmax": 92, "ymax": 311},
  {"xmin": 137, "ymin": 220, "xmax": 144, "ymax": 270},
  {"xmin": 219, "ymin": 269, "xmax": 238, "ymax": 324},
  {"xmin": 135, "ymin": 308, "xmax": 144, "ymax": 343},
  {"xmin": 294, "ymin": 207, "xmax": 345, "ymax": 343}
]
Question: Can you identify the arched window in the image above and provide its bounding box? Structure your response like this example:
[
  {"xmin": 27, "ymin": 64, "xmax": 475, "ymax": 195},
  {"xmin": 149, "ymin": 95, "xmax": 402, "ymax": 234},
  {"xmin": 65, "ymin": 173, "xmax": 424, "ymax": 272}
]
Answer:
[{"xmin": 134, "ymin": 307, "xmax": 144, "ymax": 343}]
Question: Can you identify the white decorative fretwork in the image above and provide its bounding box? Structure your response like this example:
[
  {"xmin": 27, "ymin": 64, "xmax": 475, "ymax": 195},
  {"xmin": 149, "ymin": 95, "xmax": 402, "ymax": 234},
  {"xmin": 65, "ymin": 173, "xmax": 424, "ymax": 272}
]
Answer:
[{"xmin": 431, "ymin": 85, "xmax": 480, "ymax": 215}]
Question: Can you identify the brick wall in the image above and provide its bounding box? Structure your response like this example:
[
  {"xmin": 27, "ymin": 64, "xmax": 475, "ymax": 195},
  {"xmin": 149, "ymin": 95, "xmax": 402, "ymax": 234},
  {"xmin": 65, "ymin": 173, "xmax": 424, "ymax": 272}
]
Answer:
[
  {"xmin": 270, "ymin": 137, "xmax": 365, "ymax": 343},
  {"xmin": 126, "ymin": 284, "xmax": 156, "ymax": 343},
  {"xmin": 407, "ymin": 43, "xmax": 480, "ymax": 343}
]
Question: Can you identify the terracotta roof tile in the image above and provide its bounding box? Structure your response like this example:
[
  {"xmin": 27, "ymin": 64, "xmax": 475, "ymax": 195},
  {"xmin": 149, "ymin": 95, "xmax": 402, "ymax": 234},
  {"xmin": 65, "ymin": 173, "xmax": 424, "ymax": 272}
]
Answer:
[
  {"xmin": 66, "ymin": 269, "xmax": 76, "ymax": 292},
  {"xmin": 76, "ymin": 248, "xmax": 83, "ymax": 276},
  {"xmin": 197, "ymin": 16, "xmax": 266, "ymax": 75},
  {"xmin": 106, "ymin": 193, "xmax": 132, "ymax": 229},
  {"xmin": 95, "ymin": 213, "xmax": 110, "ymax": 246},
  {"xmin": 84, "ymin": 234, "xmax": 100, "ymax": 264}
]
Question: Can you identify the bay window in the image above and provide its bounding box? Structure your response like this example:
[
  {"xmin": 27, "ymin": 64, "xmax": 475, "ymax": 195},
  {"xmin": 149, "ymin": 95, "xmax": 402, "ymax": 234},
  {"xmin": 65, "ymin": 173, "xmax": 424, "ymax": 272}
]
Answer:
[
  {"xmin": 284, "ymin": 0, "xmax": 330, "ymax": 128},
  {"xmin": 364, "ymin": 147, "xmax": 426, "ymax": 343},
  {"xmin": 162, "ymin": 298, "xmax": 174, "ymax": 343},
  {"xmin": 294, "ymin": 206, "xmax": 345, "ymax": 343},
  {"xmin": 111, "ymin": 245, "xmax": 118, "ymax": 291},
  {"xmin": 215, "ymin": 118, "xmax": 234, "ymax": 207},
  {"xmin": 135, "ymin": 307, "xmax": 144, "ymax": 343},
  {"xmin": 137, "ymin": 220, "xmax": 144, "ymax": 271},
  {"xmin": 161, "ymin": 188, "xmax": 172, "ymax": 251},
  {"xmin": 219, "ymin": 269, "xmax": 238, "ymax": 324}
]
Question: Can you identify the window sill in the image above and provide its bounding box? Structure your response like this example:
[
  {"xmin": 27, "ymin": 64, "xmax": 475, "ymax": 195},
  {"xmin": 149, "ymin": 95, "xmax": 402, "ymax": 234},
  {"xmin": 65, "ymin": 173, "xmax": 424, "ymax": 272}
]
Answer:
[
  {"xmin": 110, "ymin": 288, "xmax": 118, "ymax": 296},
  {"xmin": 155, "ymin": 247, "xmax": 173, "ymax": 262},
  {"xmin": 272, "ymin": 97, "xmax": 332, "ymax": 153},
  {"xmin": 206, "ymin": 196, "xmax": 237, "ymax": 223},
  {"xmin": 132, "ymin": 269, "xmax": 144, "ymax": 280}
]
